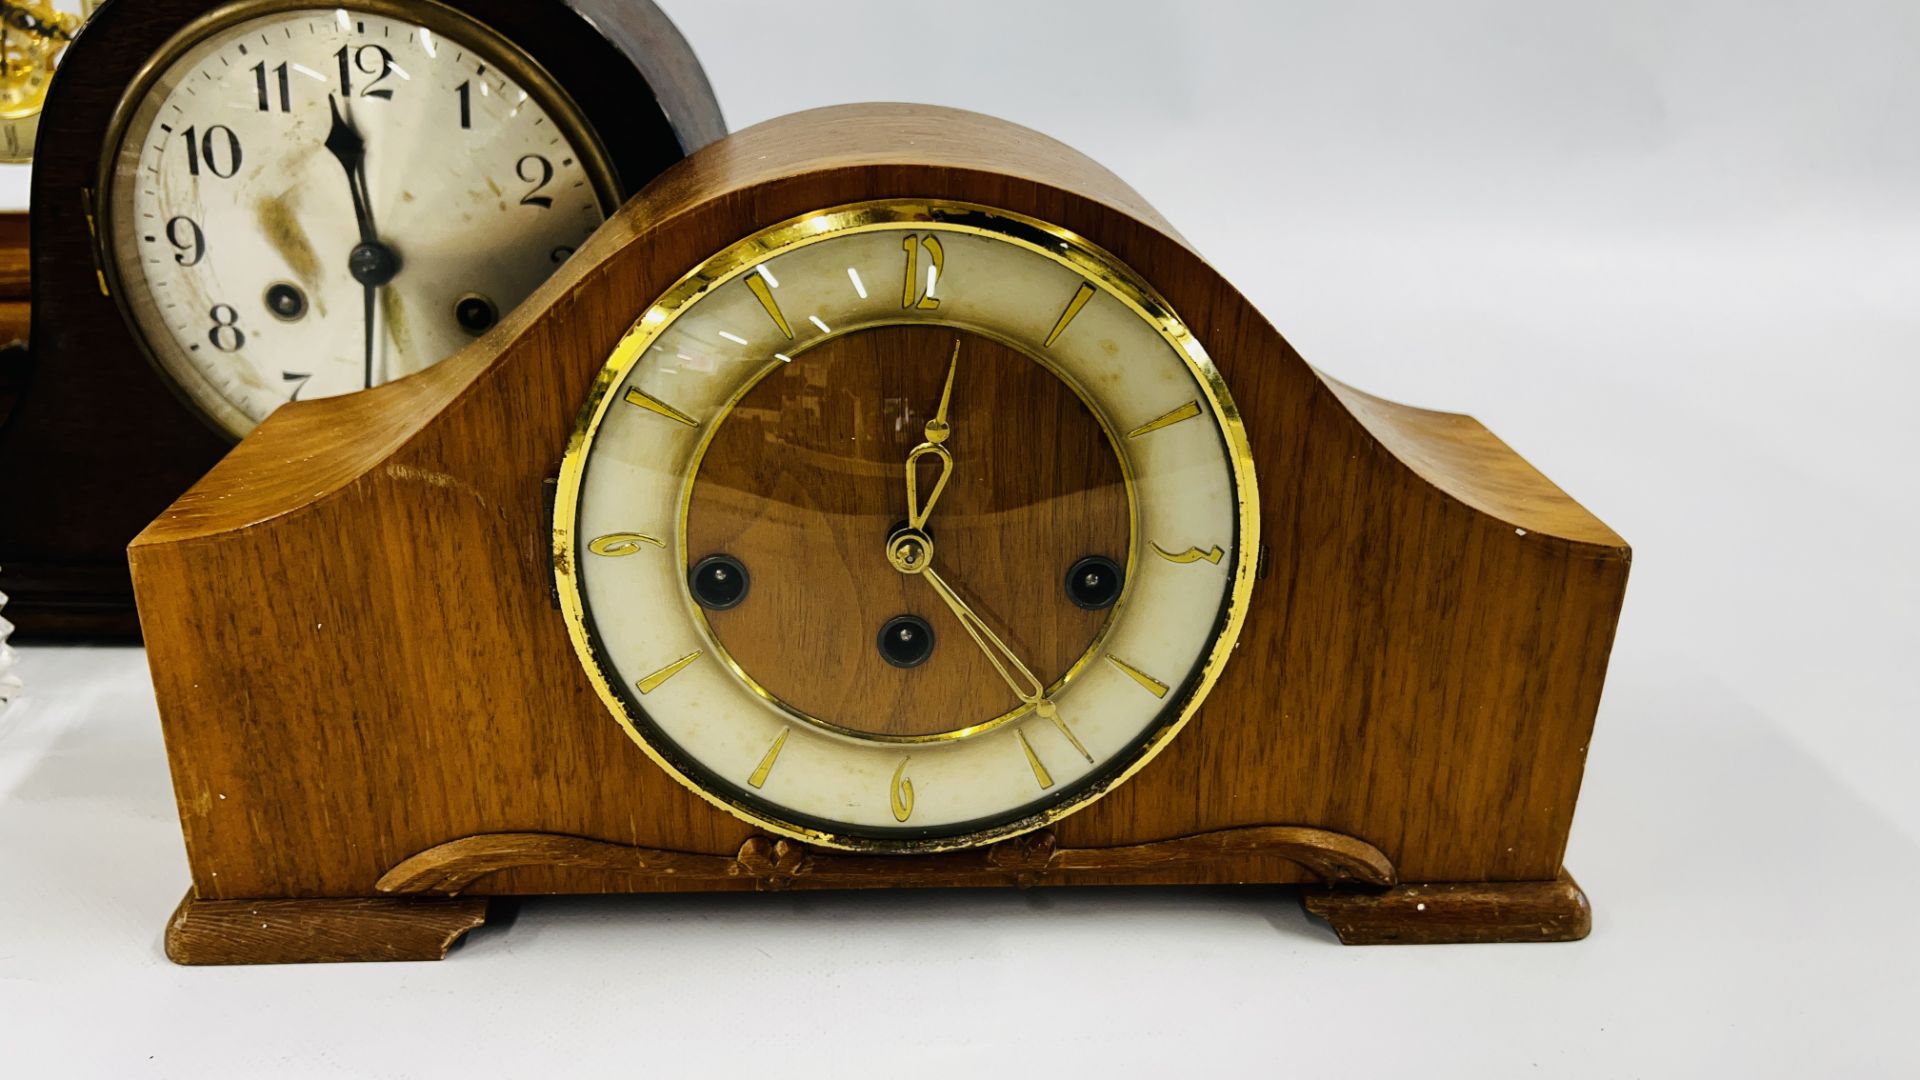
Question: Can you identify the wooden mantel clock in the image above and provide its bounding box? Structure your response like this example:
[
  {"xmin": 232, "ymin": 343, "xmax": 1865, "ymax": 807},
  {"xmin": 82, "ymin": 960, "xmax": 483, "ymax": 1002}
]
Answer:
[
  {"xmin": 130, "ymin": 104, "xmax": 1631, "ymax": 964},
  {"xmin": 0, "ymin": 0, "xmax": 722, "ymax": 641}
]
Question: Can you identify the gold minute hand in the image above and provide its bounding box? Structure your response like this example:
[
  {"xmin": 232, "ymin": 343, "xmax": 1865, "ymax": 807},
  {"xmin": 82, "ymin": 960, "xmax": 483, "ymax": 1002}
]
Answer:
[
  {"xmin": 903, "ymin": 340, "xmax": 960, "ymax": 530},
  {"xmin": 919, "ymin": 563, "xmax": 1093, "ymax": 763},
  {"xmin": 924, "ymin": 339, "xmax": 959, "ymax": 444}
]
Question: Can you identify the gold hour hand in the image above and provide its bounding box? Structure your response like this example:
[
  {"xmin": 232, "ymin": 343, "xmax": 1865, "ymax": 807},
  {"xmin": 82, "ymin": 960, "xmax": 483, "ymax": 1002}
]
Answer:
[
  {"xmin": 903, "ymin": 340, "xmax": 960, "ymax": 530},
  {"xmin": 919, "ymin": 564, "xmax": 1093, "ymax": 763},
  {"xmin": 904, "ymin": 445, "xmax": 952, "ymax": 531}
]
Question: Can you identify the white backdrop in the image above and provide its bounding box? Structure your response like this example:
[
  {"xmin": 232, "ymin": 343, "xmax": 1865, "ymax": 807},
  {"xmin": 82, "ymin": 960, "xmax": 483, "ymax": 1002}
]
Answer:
[{"xmin": 3, "ymin": 2, "xmax": 1916, "ymax": 1075}]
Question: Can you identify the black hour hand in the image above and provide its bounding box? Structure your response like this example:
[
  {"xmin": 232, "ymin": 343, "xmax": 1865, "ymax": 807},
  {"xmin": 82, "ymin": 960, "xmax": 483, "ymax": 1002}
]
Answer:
[{"xmin": 323, "ymin": 94, "xmax": 377, "ymax": 247}]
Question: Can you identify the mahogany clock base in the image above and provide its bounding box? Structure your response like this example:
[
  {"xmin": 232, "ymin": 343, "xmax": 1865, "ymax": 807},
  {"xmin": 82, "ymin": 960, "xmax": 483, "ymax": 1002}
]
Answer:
[
  {"xmin": 0, "ymin": 562, "xmax": 142, "ymax": 643},
  {"xmin": 161, "ymin": 827, "xmax": 1589, "ymax": 964}
]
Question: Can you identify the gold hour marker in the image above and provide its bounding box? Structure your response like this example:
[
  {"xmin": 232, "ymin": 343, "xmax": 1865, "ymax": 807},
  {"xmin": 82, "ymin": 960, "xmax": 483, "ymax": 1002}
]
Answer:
[
  {"xmin": 1044, "ymin": 282, "xmax": 1096, "ymax": 347},
  {"xmin": 1150, "ymin": 542, "xmax": 1224, "ymax": 566},
  {"xmin": 890, "ymin": 757, "xmax": 915, "ymax": 822},
  {"xmin": 746, "ymin": 271, "xmax": 794, "ymax": 339},
  {"xmin": 1106, "ymin": 655, "xmax": 1169, "ymax": 699},
  {"xmin": 635, "ymin": 650, "xmax": 701, "ymax": 694},
  {"xmin": 588, "ymin": 532, "xmax": 665, "ymax": 557},
  {"xmin": 1126, "ymin": 400, "xmax": 1201, "ymax": 439},
  {"xmin": 747, "ymin": 728, "xmax": 788, "ymax": 789},
  {"xmin": 623, "ymin": 386, "xmax": 699, "ymax": 427},
  {"xmin": 1015, "ymin": 729, "xmax": 1054, "ymax": 789}
]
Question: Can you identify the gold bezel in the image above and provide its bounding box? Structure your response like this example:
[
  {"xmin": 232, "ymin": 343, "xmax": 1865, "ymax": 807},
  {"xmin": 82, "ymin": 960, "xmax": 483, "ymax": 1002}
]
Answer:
[
  {"xmin": 553, "ymin": 199, "xmax": 1261, "ymax": 854},
  {"xmin": 93, "ymin": 0, "xmax": 622, "ymax": 441}
]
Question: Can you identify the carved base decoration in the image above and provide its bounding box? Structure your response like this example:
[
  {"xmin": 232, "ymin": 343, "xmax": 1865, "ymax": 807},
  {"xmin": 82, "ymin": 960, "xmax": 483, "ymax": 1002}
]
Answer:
[
  {"xmin": 1301, "ymin": 870, "xmax": 1591, "ymax": 945},
  {"xmin": 378, "ymin": 826, "xmax": 1397, "ymax": 895}
]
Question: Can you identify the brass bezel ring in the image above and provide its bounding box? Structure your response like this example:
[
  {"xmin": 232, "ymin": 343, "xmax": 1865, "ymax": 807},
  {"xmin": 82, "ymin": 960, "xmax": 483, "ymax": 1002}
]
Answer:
[{"xmin": 554, "ymin": 198, "xmax": 1261, "ymax": 854}]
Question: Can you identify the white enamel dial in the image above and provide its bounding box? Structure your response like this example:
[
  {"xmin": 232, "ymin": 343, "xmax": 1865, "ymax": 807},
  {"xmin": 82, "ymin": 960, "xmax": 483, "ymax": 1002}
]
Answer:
[
  {"xmin": 100, "ymin": 2, "xmax": 616, "ymax": 437},
  {"xmin": 556, "ymin": 202, "xmax": 1259, "ymax": 851}
]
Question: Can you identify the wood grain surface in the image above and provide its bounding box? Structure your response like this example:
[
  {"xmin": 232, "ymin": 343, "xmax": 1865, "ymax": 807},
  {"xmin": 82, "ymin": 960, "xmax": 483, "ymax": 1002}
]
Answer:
[
  {"xmin": 164, "ymin": 891, "xmax": 489, "ymax": 965},
  {"xmin": 689, "ymin": 324, "xmax": 1128, "ymax": 737},
  {"xmin": 1301, "ymin": 870, "xmax": 1592, "ymax": 945},
  {"xmin": 131, "ymin": 104, "xmax": 1630, "ymax": 955},
  {"xmin": 0, "ymin": 0, "xmax": 722, "ymax": 642}
]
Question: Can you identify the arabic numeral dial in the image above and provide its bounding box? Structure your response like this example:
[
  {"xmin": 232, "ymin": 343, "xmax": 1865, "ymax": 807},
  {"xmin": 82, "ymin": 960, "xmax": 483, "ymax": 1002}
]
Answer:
[{"xmin": 100, "ymin": 6, "xmax": 615, "ymax": 438}]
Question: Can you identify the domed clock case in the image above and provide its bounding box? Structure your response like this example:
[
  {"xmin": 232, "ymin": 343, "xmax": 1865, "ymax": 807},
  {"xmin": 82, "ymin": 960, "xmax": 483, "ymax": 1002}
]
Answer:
[
  {"xmin": 0, "ymin": 0, "xmax": 724, "ymax": 642},
  {"xmin": 130, "ymin": 105, "xmax": 1629, "ymax": 964}
]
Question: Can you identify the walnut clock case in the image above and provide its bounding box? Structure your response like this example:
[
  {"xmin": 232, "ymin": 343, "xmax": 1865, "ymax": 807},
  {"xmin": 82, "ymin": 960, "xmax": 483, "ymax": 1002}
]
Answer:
[
  {"xmin": 132, "ymin": 105, "xmax": 1630, "ymax": 964},
  {"xmin": 0, "ymin": 0, "xmax": 724, "ymax": 641}
]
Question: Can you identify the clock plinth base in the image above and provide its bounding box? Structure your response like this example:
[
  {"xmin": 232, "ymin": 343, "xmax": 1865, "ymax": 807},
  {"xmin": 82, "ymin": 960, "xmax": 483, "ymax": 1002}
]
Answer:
[
  {"xmin": 164, "ymin": 890, "xmax": 491, "ymax": 966},
  {"xmin": 1301, "ymin": 869, "xmax": 1590, "ymax": 946},
  {"xmin": 0, "ymin": 560, "xmax": 142, "ymax": 642}
]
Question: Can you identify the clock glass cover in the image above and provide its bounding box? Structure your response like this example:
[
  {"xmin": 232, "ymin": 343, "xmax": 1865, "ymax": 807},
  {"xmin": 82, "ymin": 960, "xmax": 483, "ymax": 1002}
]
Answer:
[
  {"xmin": 98, "ymin": 0, "xmax": 618, "ymax": 437},
  {"xmin": 556, "ymin": 201, "xmax": 1258, "ymax": 851}
]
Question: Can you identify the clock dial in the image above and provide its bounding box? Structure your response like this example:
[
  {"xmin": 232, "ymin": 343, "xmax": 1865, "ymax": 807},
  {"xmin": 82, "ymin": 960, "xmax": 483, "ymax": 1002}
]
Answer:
[
  {"xmin": 686, "ymin": 324, "xmax": 1131, "ymax": 741},
  {"xmin": 556, "ymin": 201, "xmax": 1258, "ymax": 851},
  {"xmin": 98, "ymin": 0, "xmax": 618, "ymax": 438}
]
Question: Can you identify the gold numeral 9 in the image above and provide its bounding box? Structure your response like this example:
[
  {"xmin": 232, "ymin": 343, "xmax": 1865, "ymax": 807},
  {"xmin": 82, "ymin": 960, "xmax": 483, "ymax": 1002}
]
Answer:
[{"xmin": 588, "ymin": 532, "xmax": 665, "ymax": 557}]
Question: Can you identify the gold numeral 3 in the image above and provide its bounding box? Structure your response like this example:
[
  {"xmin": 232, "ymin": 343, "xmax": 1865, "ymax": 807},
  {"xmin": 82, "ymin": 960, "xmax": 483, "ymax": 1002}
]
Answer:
[{"xmin": 1150, "ymin": 541, "xmax": 1224, "ymax": 566}]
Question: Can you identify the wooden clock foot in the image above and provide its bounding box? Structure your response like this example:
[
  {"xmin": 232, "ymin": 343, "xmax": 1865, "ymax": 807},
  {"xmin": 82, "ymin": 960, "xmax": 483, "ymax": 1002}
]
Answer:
[
  {"xmin": 1300, "ymin": 870, "xmax": 1591, "ymax": 945},
  {"xmin": 164, "ymin": 890, "xmax": 491, "ymax": 965}
]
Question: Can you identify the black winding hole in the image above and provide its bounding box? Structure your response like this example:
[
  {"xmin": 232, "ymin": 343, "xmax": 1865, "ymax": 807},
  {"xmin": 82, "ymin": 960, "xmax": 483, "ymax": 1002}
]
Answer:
[
  {"xmin": 264, "ymin": 281, "xmax": 307, "ymax": 321},
  {"xmin": 455, "ymin": 293, "xmax": 499, "ymax": 334},
  {"xmin": 1065, "ymin": 555, "xmax": 1124, "ymax": 610},
  {"xmin": 878, "ymin": 614, "xmax": 935, "ymax": 668},
  {"xmin": 689, "ymin": 554, "xmax": 749, "ymax": 611}
]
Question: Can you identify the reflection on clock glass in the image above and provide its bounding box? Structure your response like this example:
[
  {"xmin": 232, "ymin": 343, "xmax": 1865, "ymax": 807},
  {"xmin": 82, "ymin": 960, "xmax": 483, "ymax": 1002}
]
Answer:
[{"xmin": 101, "ymin": 3, "xmax": 616, "ymax": 437}]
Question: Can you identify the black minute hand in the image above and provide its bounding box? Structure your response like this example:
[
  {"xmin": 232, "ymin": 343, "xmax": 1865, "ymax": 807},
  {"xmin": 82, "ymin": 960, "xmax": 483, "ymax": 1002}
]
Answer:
[{"xmin": 323, "ymin": 94, "xmax": 401, "ymax": 389}]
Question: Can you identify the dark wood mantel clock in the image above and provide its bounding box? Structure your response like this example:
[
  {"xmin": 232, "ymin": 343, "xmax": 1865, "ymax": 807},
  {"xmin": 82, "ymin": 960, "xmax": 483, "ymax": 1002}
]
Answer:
[
  {"xmin": 0, "ymin": 0, "xmax": 723, "ymax": 641},
  {"xmin": 131, "ymin": 104, "xmax": 1630, "ymax": 964}
]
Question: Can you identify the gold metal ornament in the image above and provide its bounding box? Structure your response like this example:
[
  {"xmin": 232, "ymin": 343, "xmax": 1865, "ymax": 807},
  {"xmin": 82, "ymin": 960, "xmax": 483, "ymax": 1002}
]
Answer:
[{"xmin": 0, "ymin": 1, "xmax": 95, "ymax": 162}]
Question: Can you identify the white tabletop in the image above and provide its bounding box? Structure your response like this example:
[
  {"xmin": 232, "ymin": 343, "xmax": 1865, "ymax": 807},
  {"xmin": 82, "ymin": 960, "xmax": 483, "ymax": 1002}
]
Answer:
[
  {"xmin": 4, "ymin": 1, "xmax": 1917, "ymax": 1075},
  {"xmin": 3, "ymin": 644, "xmax": 1912, "ymax": 1074}
]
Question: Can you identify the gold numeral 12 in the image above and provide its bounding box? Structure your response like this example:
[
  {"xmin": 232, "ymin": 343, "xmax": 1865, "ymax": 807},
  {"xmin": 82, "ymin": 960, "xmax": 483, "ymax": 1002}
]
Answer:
[{"xmin": 902, "ymin": 234, "xmax": 944, "ymax": 310}]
